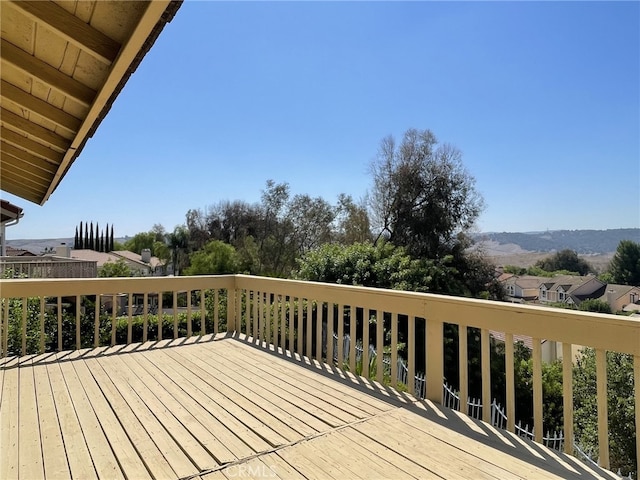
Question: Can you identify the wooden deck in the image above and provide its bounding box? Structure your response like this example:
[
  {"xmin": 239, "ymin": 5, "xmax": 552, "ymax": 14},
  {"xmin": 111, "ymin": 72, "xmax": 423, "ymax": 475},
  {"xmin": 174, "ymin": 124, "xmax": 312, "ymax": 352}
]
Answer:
[{"xmin": 0, "ymin": 334, "xmax": 618, "ymax": 480}]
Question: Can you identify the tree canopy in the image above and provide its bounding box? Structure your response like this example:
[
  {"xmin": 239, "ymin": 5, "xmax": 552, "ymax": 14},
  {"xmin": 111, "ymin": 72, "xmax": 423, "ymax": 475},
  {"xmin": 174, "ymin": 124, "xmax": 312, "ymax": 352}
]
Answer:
[
  {"xmin": 609, "ymin": 240, "xmax": 640, "ymax": 286},
  {"xmin": 573, "ymin": 348, "xmax": 637, "ymax": 478},
  {"xmin": 369, "ymin": 128, "xmax": 484, "ymax": 259},
  {"xmin": 534, "ymin": 249, "xmax": 592, "ymax": 275},
  {"xmin": 98, "ymin": 259, "xmax": 132, "ymax": 277},
  {"xmin": 184, "ymin": 240, "xmax": 239, "ymax": 275}
]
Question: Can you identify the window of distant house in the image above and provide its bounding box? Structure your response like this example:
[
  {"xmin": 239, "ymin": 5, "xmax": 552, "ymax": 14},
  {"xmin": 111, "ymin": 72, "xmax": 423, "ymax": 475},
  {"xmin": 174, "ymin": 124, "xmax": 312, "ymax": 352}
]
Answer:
[
  {"xmin": 559, "ymin": 292, "xmax": 565, "ymax": 301},
  {"xmin": 631, "ymin": 293, "xmax": 638, "ymax": 304},
  {"xmin": 507, "ymin": 285, "xmax": 515, "ymax": 296},
  {"xmin": 541, "ymin": 289, "xmax": 547, "ymax": 299}
]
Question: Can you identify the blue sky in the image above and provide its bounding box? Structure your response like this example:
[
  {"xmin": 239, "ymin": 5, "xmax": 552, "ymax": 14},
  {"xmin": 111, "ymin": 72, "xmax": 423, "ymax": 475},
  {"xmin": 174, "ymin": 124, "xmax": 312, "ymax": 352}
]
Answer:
[{"xmin": 4, "ymin": 1, "xmax": 639, "ymax": 239}]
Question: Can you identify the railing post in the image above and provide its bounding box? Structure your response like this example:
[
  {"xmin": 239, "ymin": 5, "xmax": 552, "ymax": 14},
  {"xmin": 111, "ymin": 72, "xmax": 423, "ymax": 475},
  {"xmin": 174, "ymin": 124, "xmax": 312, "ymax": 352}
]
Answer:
[
  {"xmin": 505, "ymin": 332, "xmax": 515, "ymax": 432},
  {"xmin": 227, "ymin": 285, "xmax": 237, "ymax": 333},
  {"xmin": 596, "ymin": 348, "xmax": 609, "ymax": 469},
  {"xmin": 533, "ymin": 337, "xmax": 543, "ymax": 443},
  {"xmin": 426, "ymin": 316, "xmax": 443, "ymax": 404},
  {"xmin": 634, "ymin": 355, "xmax": 640, "ymax": 478}
]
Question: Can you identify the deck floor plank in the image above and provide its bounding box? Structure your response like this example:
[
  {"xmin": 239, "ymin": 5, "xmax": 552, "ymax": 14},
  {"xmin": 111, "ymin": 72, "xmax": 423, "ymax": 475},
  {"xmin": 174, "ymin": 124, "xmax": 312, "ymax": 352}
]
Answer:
[
  {"xmin": 102, "ymin": 352, "xmax": 218, "ymax": 472},
  {"xmin": 0, "ymin": 364, "xmax": 18, "ymax": 480},
  {"xmin": 388, "ymin": 407, "xmax": 596, "ymax": 480},
  {"xmin": 141, "ymin": 348, "xmax": 269, "ymax": 456},
  {"xmin": 252, "ymin": 452, "xmax": 307, "ymax": 479},
  {"xmin": 209, "ymin": 342, "xmax": 361, "ymax": 426},
  {"xmin": 69, "ymin": 358, "xmax": 152, "ymax": 480},
  {"xmin": 1, "ymin": 337, "xmax": 621, "ymax": 480},
  {"xmin": 185, "ymin": 345, "xmax": 328, "ymax": 436},
  {"xmin": 355, "ymin": 417, "xmax": 501, "ymax": 479},
  {"xmin": 82, "ymin": 357, "xmax": 181, "ymax": 480},
  {"xmin": 189, "ymin": 343, "xmax": 348, "ymax": 430},
  {"xmin": 18, "ymin": 360, "xmax": 45, "ymax": 480},
  {"xmin": 130, "ymin": 350, "xmax": 242, "ymax": 465},
  {"xmin": 334, "ymin": 426, "xmax": 441, "ymax": 479},
  {"xmin": 32, "ymin": 362, "xmax": 71, "ymax": 479},
  {"xmin": 161, "ymin": 346, "xmax": 299, "ymax": 445},
  {"xmin": 46, "ymin": 361, "xmax": 98, "ymax": 479},
  {"xmin": 221, "ymin": 338, "xmax": 395, "ymax": 415},
  {"xmin": 329, "ymin": 428, "xmax": 429, "ymax": 479},
  {"xmin": 57, "ymin": 359, "xmax": 125, "ymax": 479},
  {"xmin": 95, "ymin": 354, "xmax": 202, "ymax": 478}
]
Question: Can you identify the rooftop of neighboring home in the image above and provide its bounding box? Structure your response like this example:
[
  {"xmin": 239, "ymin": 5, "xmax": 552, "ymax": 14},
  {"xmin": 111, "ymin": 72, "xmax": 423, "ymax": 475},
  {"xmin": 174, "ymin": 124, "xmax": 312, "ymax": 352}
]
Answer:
[
  {"xmin": 70, "ymin": 249, "xmax": 127, "ymax": 268},
  {"xmin": 505, "ymin": 275, "xmax": 553, "ymax": 289},
  {"xmin": 3, "ymin": 246, "xmax": 36, "ymax": 257},
  {"xmin": 111, "ymin": 249, "xmax": 164, "ymax": 269}
]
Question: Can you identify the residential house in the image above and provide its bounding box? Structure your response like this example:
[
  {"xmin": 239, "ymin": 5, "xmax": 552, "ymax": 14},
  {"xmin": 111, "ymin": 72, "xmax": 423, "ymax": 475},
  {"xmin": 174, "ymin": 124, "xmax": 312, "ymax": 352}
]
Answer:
[
  {"xmin": 111, "ymin": 249, "xmax": 166, "ymax": 276},
  {"xmin": 599, "ymin": 284, "xmax": 640, "ymax": 313},
  {"xmin": 70, "ymin": 249, "xmax": 163, "ymax": 277},
  {"xmin": 538, "ymin": 275, "xmax": 605, "ymax": 306},
  {"xmin": 503, "ymin": 275, "xmax": 552, "ymax": 303},
  {"xmin": 4, "ymin": 246, "xmax": 36, "ymax": 257}
]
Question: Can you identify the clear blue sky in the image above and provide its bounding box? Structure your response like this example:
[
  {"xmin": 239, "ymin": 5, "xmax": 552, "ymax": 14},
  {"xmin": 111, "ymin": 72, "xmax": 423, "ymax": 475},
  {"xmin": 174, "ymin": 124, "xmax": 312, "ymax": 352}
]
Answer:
[{"xmin": 4, "ymin": 1, "xmax": 639, "ymax": 239}]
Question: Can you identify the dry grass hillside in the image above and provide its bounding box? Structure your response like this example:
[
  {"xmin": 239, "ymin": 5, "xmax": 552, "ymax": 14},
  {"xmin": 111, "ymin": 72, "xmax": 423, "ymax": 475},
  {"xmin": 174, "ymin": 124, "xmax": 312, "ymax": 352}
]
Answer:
[{"xmin": 473, "ymin": 240, "xmax": 614, "ymax": 273}]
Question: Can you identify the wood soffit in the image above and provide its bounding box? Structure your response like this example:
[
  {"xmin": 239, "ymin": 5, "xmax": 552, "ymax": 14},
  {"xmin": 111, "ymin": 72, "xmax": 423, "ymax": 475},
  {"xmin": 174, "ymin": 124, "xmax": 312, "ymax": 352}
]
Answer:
[{"xmin": 0, "ymin": 0, "xmax": 182, "ymax": 205}]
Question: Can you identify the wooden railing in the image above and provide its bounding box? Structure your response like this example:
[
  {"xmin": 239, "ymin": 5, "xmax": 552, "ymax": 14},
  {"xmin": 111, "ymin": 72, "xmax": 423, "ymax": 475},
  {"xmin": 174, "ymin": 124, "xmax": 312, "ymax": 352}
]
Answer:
[{"xmin": 1, "ymin": 274, "xmax": 639, "ymax": 473}]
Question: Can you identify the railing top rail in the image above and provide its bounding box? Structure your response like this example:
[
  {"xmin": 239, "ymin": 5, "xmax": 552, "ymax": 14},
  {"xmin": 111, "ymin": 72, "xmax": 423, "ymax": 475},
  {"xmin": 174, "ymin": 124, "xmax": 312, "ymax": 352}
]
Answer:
[
  {"xmin": 234, "ymin": 275, "xmax": 640, "ymax": 355},
  {"xmin": 0, "ymin": 274, "xmax": 237, "ymax": 297}
]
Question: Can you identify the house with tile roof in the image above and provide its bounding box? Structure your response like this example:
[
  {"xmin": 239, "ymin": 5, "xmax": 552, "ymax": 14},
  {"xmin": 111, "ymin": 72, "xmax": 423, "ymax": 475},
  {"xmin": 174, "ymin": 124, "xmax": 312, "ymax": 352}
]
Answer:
[
  {"xmin": 111, "ymin": 249, "xmax": 166, "ymax": 276},
  {"xmin": 70, "ymin": 249, "xmax": 166, "ymax": 276}
]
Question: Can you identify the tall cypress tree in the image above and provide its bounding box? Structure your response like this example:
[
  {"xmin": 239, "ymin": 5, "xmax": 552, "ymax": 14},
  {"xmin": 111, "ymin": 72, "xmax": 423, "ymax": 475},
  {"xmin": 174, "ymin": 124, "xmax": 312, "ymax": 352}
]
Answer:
[
  {"xmin": 84, "ymin": 222, "xmax": 89, "ymax": 249},
  {"xmin": 74, "ymin": 226, "xmax": 79, "ymax": 249},
  {"xmin": 79, "ymin": 222, "xmax": 84, "ymax": 249},
  {"xmin": 96, "ymin": 223, "xmax": 100, "ymax": 251},
  {"xmin": 89, "ymin": 222, "xmax": 94, "ymax": 250},
  {"xmin": 100, "ymin": 230, "xmax": 105, "ymax": 252},
  {"xmin": 109, "ymin": 224, "xmax": 114, "ymax": 251}
]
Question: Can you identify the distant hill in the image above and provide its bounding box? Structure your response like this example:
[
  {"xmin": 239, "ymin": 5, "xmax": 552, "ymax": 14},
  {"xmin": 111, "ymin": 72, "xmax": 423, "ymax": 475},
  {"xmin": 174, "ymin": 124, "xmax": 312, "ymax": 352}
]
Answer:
[
  {"xmin": 475, "ymin": 228, "xmax": 639, "ymax": 254},
  {"xmin": 6, "ymin": 229, "xmax": 639, "ymax": 257}
]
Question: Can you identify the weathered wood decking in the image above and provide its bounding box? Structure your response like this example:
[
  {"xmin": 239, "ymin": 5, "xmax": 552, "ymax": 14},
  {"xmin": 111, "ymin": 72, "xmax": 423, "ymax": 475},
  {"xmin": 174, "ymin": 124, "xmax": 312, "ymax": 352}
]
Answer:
[{"xmin": 0, "ymin": 334, "xmax": 618, "ymax": 479}]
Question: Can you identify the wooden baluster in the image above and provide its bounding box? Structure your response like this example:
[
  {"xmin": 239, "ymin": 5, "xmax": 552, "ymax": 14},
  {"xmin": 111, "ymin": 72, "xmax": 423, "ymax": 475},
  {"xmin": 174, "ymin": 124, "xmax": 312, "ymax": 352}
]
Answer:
[
  {"xmin": 93, "ymin": 294, "xmax": 102, "ymax": 348},
  {"xmin": 327, "ymin": 303, "xmax": 334, "ymax": 365},
  {"xmin": 316, "ymin": 302, "xmax": 323, "ymax": 361},
  {"xmin": 407, "ymin": 316, "xmax": 415, "ymax": 395},
  {"xmin": 481, "ymin": 328, "xmax": 491, "ymax": 423},
  {"xmin": 337, "ymin": 304, "xmax": 344, "ymax": 368},
  {"xmin": 505, "ymin": 332, "xmax": 514, "ymax": 431},
  {"xmin": 460, "ymin": 325, "xmax": 469, "ymax": 415},
  {"xmin": 426, "ymin": 318, "xmax": 444, "ymax": 404},
  {"xmin": 376, "ymin": 310, "xmax": 383, "ymax": 382},
  {"xmin": 562, "ymin": 342, "xmax": 574, "ymax": 454},
  {"xmin": 391, "ymin": 312, "xmax": 398, "ymax": 388}
]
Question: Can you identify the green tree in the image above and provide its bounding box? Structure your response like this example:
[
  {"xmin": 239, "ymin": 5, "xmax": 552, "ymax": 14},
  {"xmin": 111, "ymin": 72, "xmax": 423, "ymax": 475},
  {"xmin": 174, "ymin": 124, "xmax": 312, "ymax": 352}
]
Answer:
[
  {"xmin": 609, "ymin": 240, "xmax": 640, "ymax": 286},
  {"xmin": 184, "ymin": 240, "xmax": 239, "ymax": 275},
  {"xmin": 369, "ymin": 128, "xmax": 484, "ymax": 260},
  {"xmin": 124, "ymin": 231, "xmax": 157, "ymax": 255},
  {"xmin": 573, "ymin": 348, "xmax": 637, "ymax": 478},
  {"xmin": 98, "ymin": 259, "xmax": 132, "ymax": 277},
  {"xmin": 287, "ymin": 194, "xmax": 335, "ymax": 256},
  {"xmin": 578, "ymin": 299, "xmax": 612, "ymax": 314},
  {"xmin": 168, "ymin": 225, "xmax": 189, "ymax": 275},
  {"xmin": 335, "ymin": 194, "xmax": 372, "ymax": 244},
  {"xmin": 535, "ymin": 249, "xmax": 592, "ymax": 275}
]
